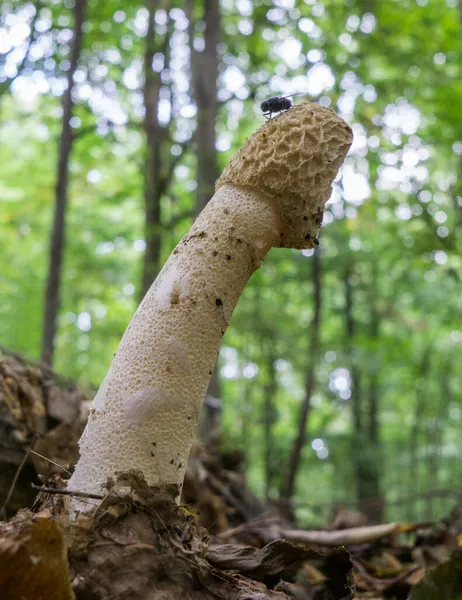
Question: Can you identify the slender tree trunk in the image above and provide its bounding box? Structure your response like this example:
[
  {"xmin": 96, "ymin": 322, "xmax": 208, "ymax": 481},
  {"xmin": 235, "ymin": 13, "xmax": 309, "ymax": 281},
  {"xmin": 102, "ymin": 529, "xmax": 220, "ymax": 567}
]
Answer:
[
  {"xmin": 40, "ymin": 0, "xmax": 86, "ymax": 366},
  {"xmin": 280, "ymin": 250, "xmax": 322, "ymax": 508},
  {"xmin": 140, "ymin": 0, "xmax": 163, "ymax": 299},
  {"xmin": 345, "ymin": 262, "xmax": 383, "ymax": 522},
  {"xmin": 264, "ymin": 351, "xmax": 277, "ymax": 500},
  {"xmin": 362, "ymin": 260, "xmax": 384, "ymax": 522},
  {"xmin": 408, "ymin": 346, "xmax": 431, "ymax": 520},
  {"xmin": 344, "ymin": 265, "xmax": 367, "ymax": 515},
  {"xmin": 187, "ymin": 0, "xmax": 222, "ymax": 426},
  {"xmin": 344, "ymin": 264, "xmax": 362, "ymax": 435},
  {"xmin": 188, "ymin": 0, "xmax": 220, "ymax": 216},
  {"xmin": 241, "ymin": 375, "xmax": 252, "ymax": 470},
  {"xmin": 426, "ymin": 362, "xmax": 452, "ymax": 519}
]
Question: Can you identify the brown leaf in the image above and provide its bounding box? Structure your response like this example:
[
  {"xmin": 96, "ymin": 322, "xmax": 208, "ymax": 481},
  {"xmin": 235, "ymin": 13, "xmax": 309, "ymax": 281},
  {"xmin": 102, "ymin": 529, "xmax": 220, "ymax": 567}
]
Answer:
[
  {"xmin": 0, "ymin": 515, "xmax": 74, "ymax": 600},
  {"xmin": 207, "ymin": 538, "xmax": 322, "ymax": 581}
]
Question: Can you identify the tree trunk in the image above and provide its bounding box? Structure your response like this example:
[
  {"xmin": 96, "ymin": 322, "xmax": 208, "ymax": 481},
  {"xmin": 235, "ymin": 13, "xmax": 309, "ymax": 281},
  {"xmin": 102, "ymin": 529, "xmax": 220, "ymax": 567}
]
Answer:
[
  {"xmin": 263, "ymin": 351, "xmax": 277, "ymax": 501},
  {"xmin": 344, "ymin": 264, "xmax": 362, "ymax": 435},
  {"xmin": 40, "ymin": 0, "xmax": 86, "ymax": 366},
  {"xmin": 361, "ymin": 260, "xmax": 384, "ymax": 522},
  {"xmin": 140, "ymin": 0, "xmax": 164, "ymax": 299},
  {"xmin": 187, "ymin": 0, "xmax": 222, "ymax": 428},
  {"xmin": 344, "ymin": 263, "xmax": 383, "ymax": 522},
  {"xmin": 344, "ymin": 265, "xmax": 366, "ymax": 514},
  {"xmin": 188, "ymin": 0, "xmax": 220, "ymax": 216},
  {"xmin": 426, "ymin": 362, "xmax": 452, "ymax": 519},
  {"xmin": 280, "ymin": 250, "xmax": 321, "ymax": 510},
  {"xmin": 407, "ymin": 346, "xmax": 431, "ymax": 520}
]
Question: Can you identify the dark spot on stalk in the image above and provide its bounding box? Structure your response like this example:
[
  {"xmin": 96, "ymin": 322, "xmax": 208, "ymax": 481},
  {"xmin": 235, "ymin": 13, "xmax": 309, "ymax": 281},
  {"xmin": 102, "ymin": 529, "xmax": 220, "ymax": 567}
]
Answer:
[
  {"xmin": 178, "ymin": 463, "xmax": 182, "ymax": 469},
  {"xmin": 151, "ymin": 452, "xmax": 155, "ymax": 457},
  {"xmin": 152, "ymin": 442, "xmax": 157, "ymax": 446},
  {"xmin": 216, "ymin": 298, "xmax": 223, "ymax": 306},
  {"xmin": 303, "ymin": 216, "xmax": 308, "ymax": 221},
  {"xmin": 209, "ymin": 370, "xmax": 212, "ymax": 375},
  {"xmin": 212, "ymin": 250, "xmax": 218, "ymax": 257},
  {"xmin": 237, "ymin": 238, "xmax": 242, "ymax": 244},
  {"xmin": 314, "ymin": 238, "xmax": 320, "ymax": 246},
  {"xmin": 170, "ymin": 459, "xmax": 175, "ymax": 464},
  {"xmin": 224, "ymin": 208, "xmax": 229, "ymax": 215},
  {"xmin": 226, "ymin": 254, "xmax": 232, "ymax": 260},
  {"xmin": 305, "ymin": 233, "xmax": 311, "ymax": 240}
]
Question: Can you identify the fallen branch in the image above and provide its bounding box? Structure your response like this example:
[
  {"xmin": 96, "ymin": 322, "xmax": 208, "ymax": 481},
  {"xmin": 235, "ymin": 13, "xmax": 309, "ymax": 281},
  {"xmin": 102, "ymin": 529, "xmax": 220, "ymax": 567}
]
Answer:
[{"xmin": 261, "ymin": 522, "xmax": 431, "ymax": 547}]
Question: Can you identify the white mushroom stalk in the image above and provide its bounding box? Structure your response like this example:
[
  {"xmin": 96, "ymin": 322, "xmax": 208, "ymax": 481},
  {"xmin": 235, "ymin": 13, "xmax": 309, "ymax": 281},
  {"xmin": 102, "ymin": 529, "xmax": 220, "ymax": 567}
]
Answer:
[{"xmin": 68, "ymin": 103, "xmax": 352, "ymax": 507}]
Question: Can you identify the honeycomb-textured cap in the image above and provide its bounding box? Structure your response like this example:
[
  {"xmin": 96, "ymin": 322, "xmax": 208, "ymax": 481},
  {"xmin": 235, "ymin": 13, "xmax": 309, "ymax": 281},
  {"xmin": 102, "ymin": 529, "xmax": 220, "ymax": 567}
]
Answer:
[{"xmin": 216, "ymin": 102, "xmax": 352, "ymax": 249}]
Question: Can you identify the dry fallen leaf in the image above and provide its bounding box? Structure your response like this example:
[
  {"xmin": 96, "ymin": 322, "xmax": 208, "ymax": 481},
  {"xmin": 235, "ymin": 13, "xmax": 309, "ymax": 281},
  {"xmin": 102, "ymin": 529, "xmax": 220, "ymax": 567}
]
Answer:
[{"xmin": 0, "ymin": 515, "xmax": 74, "ymax": 600}]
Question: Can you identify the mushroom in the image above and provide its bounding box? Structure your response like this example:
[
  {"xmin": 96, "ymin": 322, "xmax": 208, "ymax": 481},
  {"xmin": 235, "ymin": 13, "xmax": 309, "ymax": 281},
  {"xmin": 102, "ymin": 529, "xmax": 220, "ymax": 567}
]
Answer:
[{"xmin": 68, "ymin": 103, "xmax": 352, "ymax": 508}]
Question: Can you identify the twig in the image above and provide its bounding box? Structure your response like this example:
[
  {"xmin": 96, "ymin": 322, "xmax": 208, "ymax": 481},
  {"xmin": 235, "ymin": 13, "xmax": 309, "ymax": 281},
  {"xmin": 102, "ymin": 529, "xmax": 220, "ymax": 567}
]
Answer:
[
  {"xmin": 351, "ymin": 557, "xmax": 420, "ymax": 588},
  {"xmin": 30, "ymin": 450, "xmax": 72, "ymax": 475},
  {"xmin": 0, "ymin": 433, "xmax": 40, "ymax": 519},
  {"xmin": 31, "ymin": 483, "xmax": 104, "ymax": 500}
]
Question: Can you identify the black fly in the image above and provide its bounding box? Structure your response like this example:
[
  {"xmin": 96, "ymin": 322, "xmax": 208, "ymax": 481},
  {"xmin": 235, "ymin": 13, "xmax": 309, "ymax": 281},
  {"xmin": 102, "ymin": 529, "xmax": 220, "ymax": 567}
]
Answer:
[{"xmin": 260, "ymin": 92, "xmax": 305, "ymax": 120}]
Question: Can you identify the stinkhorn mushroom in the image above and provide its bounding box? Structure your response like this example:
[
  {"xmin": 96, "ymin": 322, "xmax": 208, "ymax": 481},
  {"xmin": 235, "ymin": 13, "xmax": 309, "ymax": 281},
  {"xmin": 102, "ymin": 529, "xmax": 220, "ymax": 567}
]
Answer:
[{"xmin": 68, "ymin": 103, "xmax": 352, "ymax": 507}]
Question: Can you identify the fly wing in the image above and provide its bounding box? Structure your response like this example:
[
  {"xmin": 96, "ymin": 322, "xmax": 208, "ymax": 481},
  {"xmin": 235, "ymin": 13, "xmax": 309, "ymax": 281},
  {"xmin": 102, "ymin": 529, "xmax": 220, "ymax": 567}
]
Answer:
[{"xmin": 279, "ymin": 91, "xmax": 306, "ymax": 100}]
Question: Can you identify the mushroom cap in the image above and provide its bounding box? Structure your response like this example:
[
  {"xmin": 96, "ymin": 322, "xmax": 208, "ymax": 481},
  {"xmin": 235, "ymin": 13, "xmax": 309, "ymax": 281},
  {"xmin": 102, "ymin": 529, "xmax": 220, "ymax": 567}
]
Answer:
[{"xmin": 216, "ymin": 102, "xmax": 353, "ymax": 249}]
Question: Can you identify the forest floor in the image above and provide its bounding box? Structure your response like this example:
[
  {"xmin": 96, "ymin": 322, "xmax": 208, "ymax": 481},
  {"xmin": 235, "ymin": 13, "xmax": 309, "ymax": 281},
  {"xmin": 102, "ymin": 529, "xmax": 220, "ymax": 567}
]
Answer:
[{"xmin": 0, "ymin": 348, "xmax": 461, "ymax": 600}]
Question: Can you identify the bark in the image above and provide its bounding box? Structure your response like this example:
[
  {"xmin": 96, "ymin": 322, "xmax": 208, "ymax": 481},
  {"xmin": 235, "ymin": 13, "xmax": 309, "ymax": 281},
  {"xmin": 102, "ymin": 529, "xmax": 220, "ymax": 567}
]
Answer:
[
  {"xmin": 263, "ymin": 351, "xmax": 277, "ymax": 501},
  {"xmin": 344, "ymin": 263, "xmax": 383, "ymax": 522},
  {"xmin": 140, "ymin": 0, "xmax": 164, "ymax": 298},
  {"xmin": 188, "ymin": 0, "xmax": 220, "ymax": 216},
  {"xmin": 254, "ymin": 286, "xmax": 279, "ymax": 499},
  {"xmin": 344, "ymin": 265, "xmax": 367, "ymax": 518},
  {"xmin": 344, "ymin": 264, "xmax": 362, "ymax": 435},
  {"xmin": 40, "ymin": 0, "xmax": 86, "ymax": 366},
  {"xmin": 280, "ymin": 250, "xmax": 321, "ymax": 507},
  {"xmin": 407, "ymin": 346, "xmax": 431, "ymax": 520},
  {"xmin": 426, "ymin": 362, "xmax": 452, "ymax": 519},
  {"xmin": 362, "ymin": 260, "xmax": 383, "ymax": 523},
  {"xmin": 187, "ymin": 0, "xmax": 222, "ymax": 424}
]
